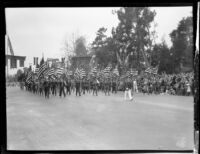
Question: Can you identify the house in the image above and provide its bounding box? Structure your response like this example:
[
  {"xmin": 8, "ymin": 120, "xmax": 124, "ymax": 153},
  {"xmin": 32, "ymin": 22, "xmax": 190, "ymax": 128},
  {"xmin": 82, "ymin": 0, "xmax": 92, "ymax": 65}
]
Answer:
[{"xmin": 5, "ymin": 54, "xmax": 26, "ymax": 77}]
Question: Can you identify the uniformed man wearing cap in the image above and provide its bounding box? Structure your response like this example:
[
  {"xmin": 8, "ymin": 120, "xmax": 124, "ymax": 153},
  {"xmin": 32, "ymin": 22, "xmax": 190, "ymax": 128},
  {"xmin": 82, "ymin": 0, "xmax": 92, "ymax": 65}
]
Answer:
[
  {"xmin": 92, "ymin": 78, "xmax": 98, "ymax": 96},
  {"xmin": 75, "ymin": 79, "xmax": 81, "ymax": 96},
  {"xmin": 59, "ymin": 78, "xmax": 66, "ymax": 98},
  {"xmin": 66, "ymin": 78, "xmax": 71, "ymax": 95}
]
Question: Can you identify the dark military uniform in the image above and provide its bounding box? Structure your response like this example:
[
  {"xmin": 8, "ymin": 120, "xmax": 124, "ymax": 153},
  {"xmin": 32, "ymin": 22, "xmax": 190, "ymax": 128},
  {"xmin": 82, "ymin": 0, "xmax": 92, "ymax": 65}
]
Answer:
[
  {"xmin": 59, "ymin": 80, "xmax": 66, "ymax": 97},
  {"xmin": 92, "ymin": 79, "xmax": 98, "ymax": 96},
  {"xmin": 52, "ymin": 81, "xmax": 57, "ymax": 96},
  {"xmin": 104, "ymin": 79, "xmax": 110, "ymax": 96},
  {"xmin": 82, "ymin": 80, "xmax": 86, "ymax": 95},
  {"xmin": 75, "ymin": 80, "xmax": 81, "ymax": 96},
  {"xmin": 85, "ymin": 80, "xmax": 90, "ymax": 93},
  {"xmin": 112, "ymin": 80, "xmax": 117, "ymax": 93},
  {"xmin": 89, "ymin": 81, "xmax": 92, "ymax": 93},
  {"xmin": 44, "ymin": 80, "xmax": 50, "ymax": 98},
  {"xmin": 66, "ymin": 79, "xmax": 71, "ymax": 95}
]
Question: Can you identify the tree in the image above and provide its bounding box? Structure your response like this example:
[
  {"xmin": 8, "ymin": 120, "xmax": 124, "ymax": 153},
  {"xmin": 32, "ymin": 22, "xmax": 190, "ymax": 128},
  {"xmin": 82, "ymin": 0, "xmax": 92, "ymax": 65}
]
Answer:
[
  {"xmin": 91, "ymin": 27, "xmax": 118, "ymax": 68},
  {"xmin": 74, "ymin": 36, "xmax": 88, "ymax": 56},
  {"xmin": 61, "ymin": 32, "xmax": 79, "ymax": 68},
  {"xmin": 16, "ymin": 69, "xmax": 25, "ymax": 82},
  {"xmin": 157, "ymin": 41, "xmax": 173, "ymax": 74},
  {"xmin": 112, "ymin": 7, "xmax": 156, "ymax": 74},
  {"xmin": 170, "ymin": 16, "xmax": 193, "ymax": 73},
  {"xmin": 92, "ymin": 27, "xmax": 108, "ymax": 49}
]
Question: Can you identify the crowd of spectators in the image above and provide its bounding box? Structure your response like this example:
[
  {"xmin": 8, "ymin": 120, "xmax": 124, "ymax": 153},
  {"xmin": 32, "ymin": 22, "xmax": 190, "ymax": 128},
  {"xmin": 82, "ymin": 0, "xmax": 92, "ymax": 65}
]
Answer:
[{"xmin": 135, "ymin": 72, "xmax": 194, "ymax": 96}]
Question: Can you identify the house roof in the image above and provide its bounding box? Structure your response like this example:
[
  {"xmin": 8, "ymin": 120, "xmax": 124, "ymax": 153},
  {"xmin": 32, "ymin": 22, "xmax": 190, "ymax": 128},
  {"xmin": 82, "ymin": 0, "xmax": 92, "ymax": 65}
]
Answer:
[{"xmin": 6, "ymin": 54, "xmax": 26, "ymax": 60}]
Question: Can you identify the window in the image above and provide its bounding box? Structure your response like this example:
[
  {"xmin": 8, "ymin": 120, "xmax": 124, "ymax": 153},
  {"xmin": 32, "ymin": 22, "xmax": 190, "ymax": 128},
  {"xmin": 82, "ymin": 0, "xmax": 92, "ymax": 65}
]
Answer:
[
  {"xmin": 20, "ymin": 59, "xmax": 24, "ymax": 67},
  {"xmin": 10, "ymin": 57, "xmax": 17, "ymax": 68}
]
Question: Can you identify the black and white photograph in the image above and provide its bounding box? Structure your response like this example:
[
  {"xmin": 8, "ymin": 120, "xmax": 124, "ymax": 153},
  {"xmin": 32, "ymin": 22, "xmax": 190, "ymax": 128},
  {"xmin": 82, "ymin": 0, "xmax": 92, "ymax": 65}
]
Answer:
[{"xmin": 4, "ymin": 5, "xmax": 197, "ymax": 151}]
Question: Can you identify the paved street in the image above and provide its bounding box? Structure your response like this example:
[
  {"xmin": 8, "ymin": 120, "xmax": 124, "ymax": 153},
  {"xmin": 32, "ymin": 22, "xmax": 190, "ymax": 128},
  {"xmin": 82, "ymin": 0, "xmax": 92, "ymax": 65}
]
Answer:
[{"xmin": 6, "ymin": 87, "xmax": 193, "ymax": 150}]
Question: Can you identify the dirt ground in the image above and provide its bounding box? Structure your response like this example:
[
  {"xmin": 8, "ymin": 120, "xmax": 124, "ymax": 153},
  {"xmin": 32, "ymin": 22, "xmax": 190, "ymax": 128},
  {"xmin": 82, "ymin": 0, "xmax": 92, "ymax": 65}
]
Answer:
[{"xmin": 6, "ymin": 87, "xmax": 194, "ymax": 150}]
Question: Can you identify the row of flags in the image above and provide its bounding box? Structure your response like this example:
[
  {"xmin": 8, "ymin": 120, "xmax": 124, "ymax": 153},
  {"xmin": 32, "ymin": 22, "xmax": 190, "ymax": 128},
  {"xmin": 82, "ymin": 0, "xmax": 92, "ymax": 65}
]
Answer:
[
  {"xmin": 74, "ymin": 68, "xmax": 86, "ymax": 80},
  {"xmin": 144, "ymin": 66, "xmax": 158, "ymax": 75},
  {"xmin": 25, "ymin": 59, "xmax": 159, "ymax": 84}
]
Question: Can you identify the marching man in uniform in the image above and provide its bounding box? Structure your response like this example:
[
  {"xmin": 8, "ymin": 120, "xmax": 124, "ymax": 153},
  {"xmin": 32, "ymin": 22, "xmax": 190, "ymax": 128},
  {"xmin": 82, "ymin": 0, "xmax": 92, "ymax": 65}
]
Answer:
[
  {"xmin": 92, "ymin": 78, "xmax": 98, "ymax": 96},
  {"xmin": 75, "ymin": 78, "xmax": 81, "ymax": 96},
  {"xmin": 133, "ymin": 78, "xmax": 138, "ymax": 93}
]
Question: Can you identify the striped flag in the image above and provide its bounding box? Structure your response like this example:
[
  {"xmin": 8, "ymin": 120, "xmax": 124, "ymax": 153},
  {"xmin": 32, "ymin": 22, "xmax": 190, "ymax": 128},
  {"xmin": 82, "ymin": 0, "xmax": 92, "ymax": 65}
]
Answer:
[
  {"xmin": 112, "ymin": 67, "xmax": 119, "ymax": 76},
  {"xmin": 103, "ymin": 65, "xmax": 112, "ymax": 79},
  {"xmin": 38, "ymin": 62, "xmax": 47, "ymax": 78},
  {"xmin": 79, "ymin": 68, "xmax": 86, "ymax": 79},
  {"xmin": 48, "ymin": 68, "xmax": 55, "ymax": 76},
  {"xmin": 56, "ymin": 67, "xmax": 64, "ymax": 75},
  {"xmin": 126, "ymin": 71, "xmax": 131, "ymax": 78},
  {"xmin": 130, "ymin": 70, "xmax": 138, "ymax": 76},
  {"xmin": 26, "ymin": 71, "xmax": 33, "ymax": 83},
  {"xmin": 43, "ymin": 68, "xmax": 50, "ymax": 77},
  {"xmin": 74, "ymin": 68, "xmax": 80, "ymax": 79},
  {"xmin": 91, "ymin": 66, "xmax": 97, "ymax": 76},
  {"xmin": 145, "ymin": 67, "xmax": 152, "ymax": 74},
  {"xmin": 49, "ymin": 74, "xmax": 57, "ymax": 80},
  {"xmin": 151, "ymin": 67, "xmax": 158, "ymax": 75},
  {"xmin": 103, "ymin": 65, "xmax": 112, "ymax": 74},
  {"xmin": 120, "ymin": 73, "xmax": 127, "ymax": 79}
]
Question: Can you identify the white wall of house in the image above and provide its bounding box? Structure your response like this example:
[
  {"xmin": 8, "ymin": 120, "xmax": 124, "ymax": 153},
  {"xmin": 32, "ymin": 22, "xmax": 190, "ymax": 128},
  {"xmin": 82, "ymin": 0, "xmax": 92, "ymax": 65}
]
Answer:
[{"xmin": 5, "ymin": 58, "xmax": 24, "ymax": 76}]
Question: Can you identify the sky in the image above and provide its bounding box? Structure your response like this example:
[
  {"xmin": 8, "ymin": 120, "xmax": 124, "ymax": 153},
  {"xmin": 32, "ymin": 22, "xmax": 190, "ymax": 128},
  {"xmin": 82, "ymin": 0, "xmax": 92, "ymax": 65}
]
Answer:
[{"xmin": 5, "ymin": 7, "xmax": 192, "ymax": 67}]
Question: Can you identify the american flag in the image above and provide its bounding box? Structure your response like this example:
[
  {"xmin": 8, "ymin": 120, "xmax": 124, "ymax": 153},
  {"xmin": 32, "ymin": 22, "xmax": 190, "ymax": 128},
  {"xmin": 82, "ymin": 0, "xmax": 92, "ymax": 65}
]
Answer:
[
  {"xmin": 130, "ymin": 70, "xmax": 138, "ymax": 76},
  {"xmin": 79, "ymin": 68, "xmax": 86, "ymax": 79},
  {"xmin": 38, "ymin": 62, "xmax": 47, "ymax": 78},
  {"xmin": 26, "ymin": 71, "xmax": 33, "ymax": 83},
  {"xmin": 47, "ymin": 68, "xmax": 55, "ymax": 76},
  {"xmin": 126, "ymin": 71, "xmax": 131, "ymax": 78},
  {"xmin": 56, "ymin": 67, "xmax": 64, "ymax": 75},
  {"xmin": 151, "ymin": 67, "xmax": 158, "ymax": 75},
  {"xmin": 90, "ymin": 66, "xmax": 97, "ymax": 77},
  {"xmin": 112, "ymin": 67, "xmax": 119, "ymax": 76},
  {"xmin": 74, "ymin": 68, "xmax": 80, "ymax": 80},
  {"xmin": 103, "ymin": 65, "xmax": 112, "ymax": 79},
  {"xmin": 103, "ymin": 65, "xmax": 112, "ymax": 74},
  {"xmin": 49, "ymin": 74, "xmax": 57, "ymax": 81},
  {"xmin": 144, "ymin": 67, "xmax": 152, "ymax": 74},
  {"xmin": 145, "ymin": 66, "xmax": 158, "ymax": 74},
  {"xmin": 43, "ymin": 68, "xmax": 50, "ymax": 77},
  {"xmin": 120, "ymin": 73, "xmax": 127, "ymax": 79}
]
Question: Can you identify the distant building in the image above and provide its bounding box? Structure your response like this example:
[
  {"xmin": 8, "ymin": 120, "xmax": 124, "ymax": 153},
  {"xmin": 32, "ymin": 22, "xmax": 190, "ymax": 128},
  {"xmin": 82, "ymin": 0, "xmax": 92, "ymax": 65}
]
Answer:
[
  {"xmin": 5, "ymin": 54, "xmax": 26, "ymax": 76},
  {"xmin": 46, "ymin": 58, "xmax": 60, "ymax": 67},
  {"xmin": 71, "ymin": 55, "xmax": 92, "ymax": 73}
]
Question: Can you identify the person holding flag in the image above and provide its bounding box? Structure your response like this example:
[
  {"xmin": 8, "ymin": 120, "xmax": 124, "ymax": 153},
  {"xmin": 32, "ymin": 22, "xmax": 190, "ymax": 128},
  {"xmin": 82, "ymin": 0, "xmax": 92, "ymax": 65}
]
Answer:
[
  {"xmin": 44, "ymin": 78, "xmax": 50, "ymax": 99},
  {"xmin": 66, "ymin": 78, "xmax": 72, "ymax": 95},
  {"xmin": 75, "ymin": 78, "xmax": 81, "ymax": 96},
  {"xmin": 92, "ymin": 78, "xmax": 98, "ymax": 96},
  {"xmin": 59, "ymin": 78, "xmax": 66, "ymax": 98},
  {"xmin": 133, "ymin": 78, "xmax": 138, "ymax": 93}
]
